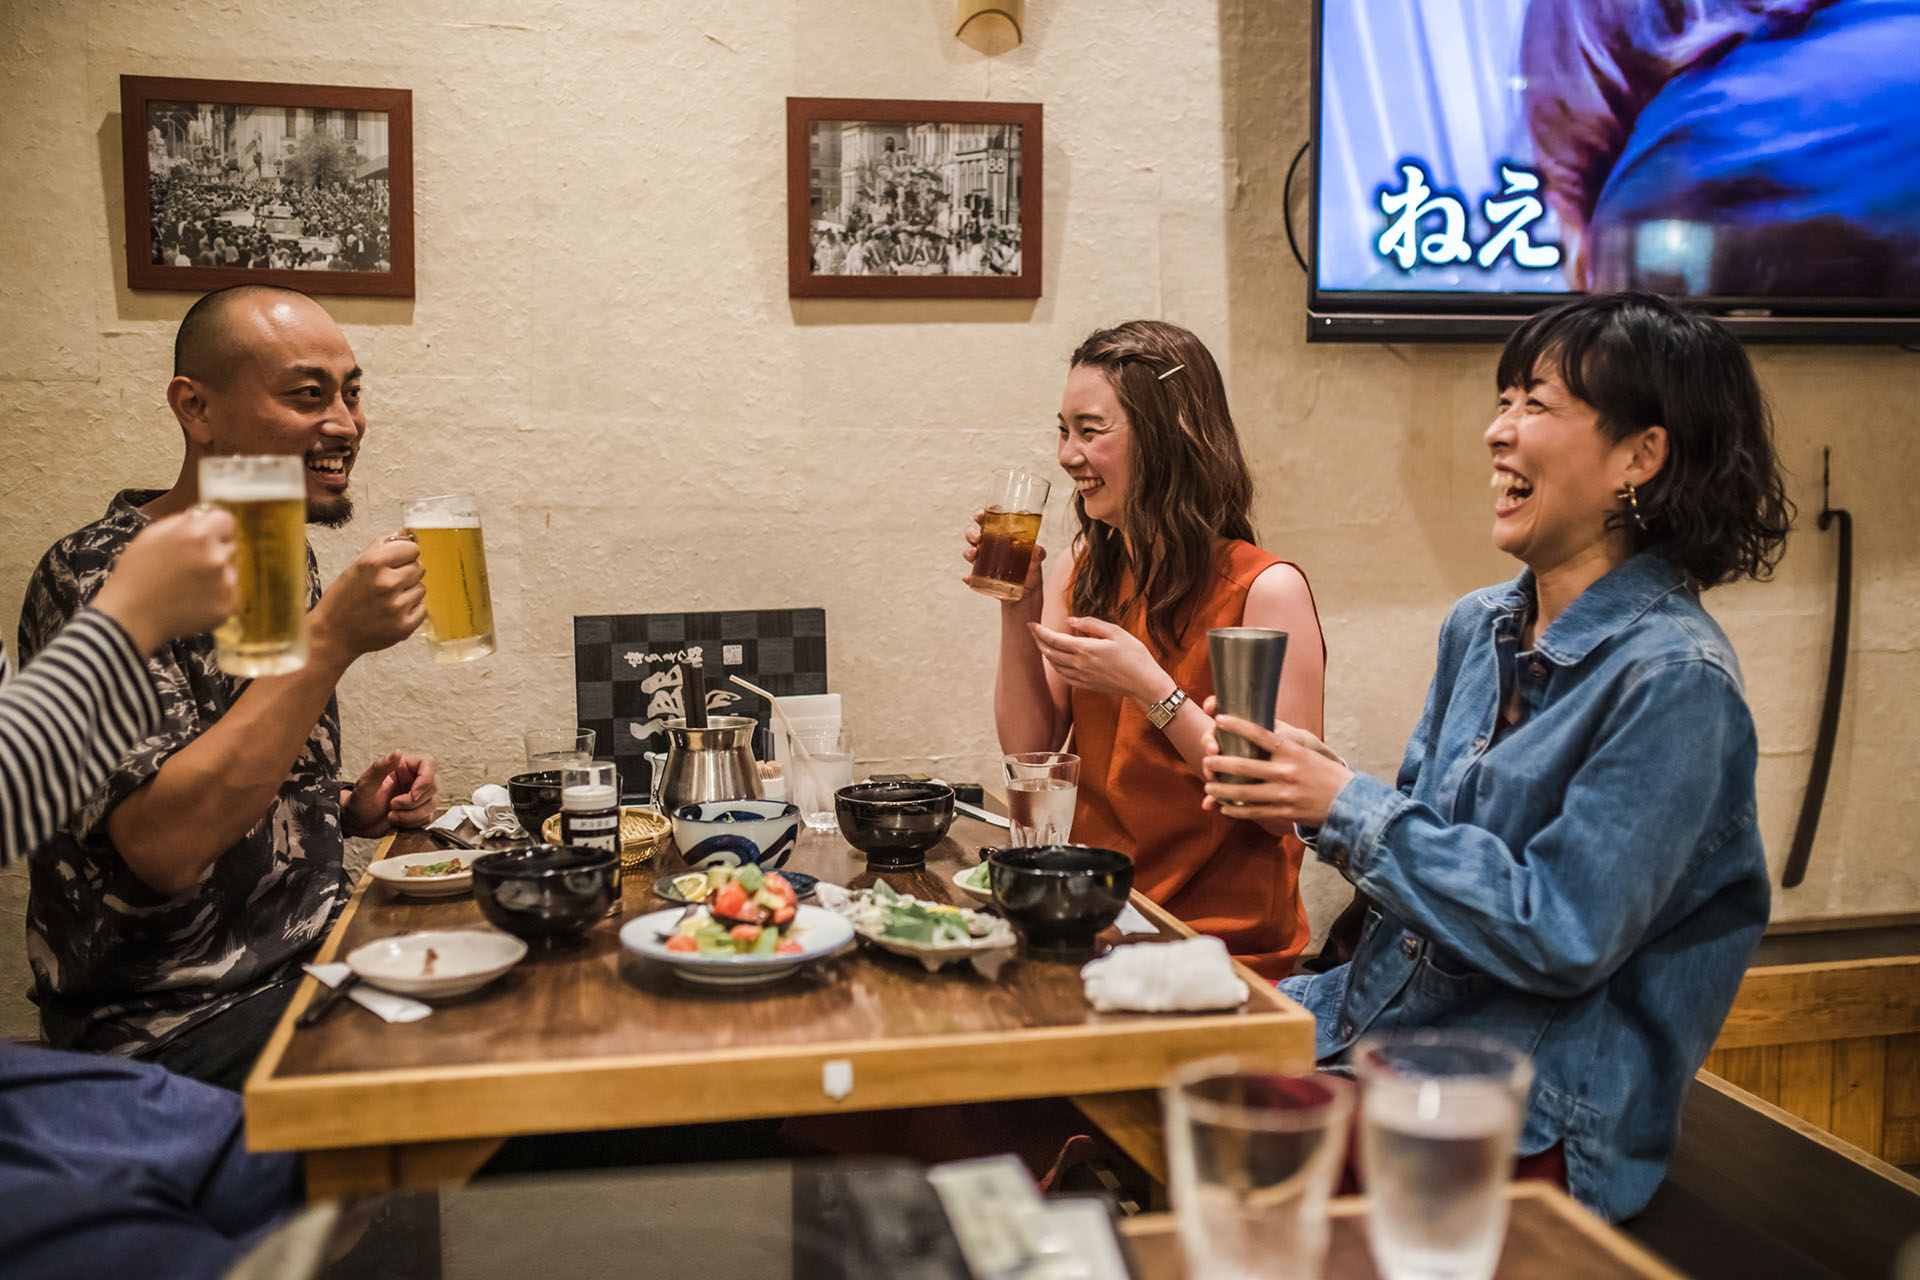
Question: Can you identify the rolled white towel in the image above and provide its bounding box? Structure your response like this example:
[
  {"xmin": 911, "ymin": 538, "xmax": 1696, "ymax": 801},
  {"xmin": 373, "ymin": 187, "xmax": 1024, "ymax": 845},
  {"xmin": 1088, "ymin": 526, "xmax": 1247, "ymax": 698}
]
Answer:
[{"xmin": 1081, "ymin": 935, "xmax": 1249, "ymax": 1012}]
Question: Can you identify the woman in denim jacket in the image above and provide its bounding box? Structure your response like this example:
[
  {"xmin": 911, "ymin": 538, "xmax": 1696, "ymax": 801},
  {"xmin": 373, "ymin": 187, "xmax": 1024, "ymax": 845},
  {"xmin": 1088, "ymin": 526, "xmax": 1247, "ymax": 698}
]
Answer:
[{"xmin": 1200, "ymin": 292, "xmax": 1793, "ymax": 1221}]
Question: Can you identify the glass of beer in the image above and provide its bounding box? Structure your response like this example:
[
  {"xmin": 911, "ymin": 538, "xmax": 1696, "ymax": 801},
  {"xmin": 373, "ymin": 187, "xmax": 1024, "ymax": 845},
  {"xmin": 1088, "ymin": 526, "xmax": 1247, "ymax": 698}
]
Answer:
[
  {"xmin": 199, "ymin": 455, "xmax": 309, "ymax": 677},
  {"xmin": 403, "ymin": 494, "xmax": 496, "ymax": 663},
  {"xmin": 967, "ymin": 469, "xmax": 1050, "ymax": 601}
]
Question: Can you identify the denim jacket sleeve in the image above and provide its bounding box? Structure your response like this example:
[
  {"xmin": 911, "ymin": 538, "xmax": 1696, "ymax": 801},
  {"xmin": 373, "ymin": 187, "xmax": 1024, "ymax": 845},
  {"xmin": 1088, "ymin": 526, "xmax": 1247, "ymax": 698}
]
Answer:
[{"xmin": 1315, "ymin": 654, "xmax": 1756, "ymax": 998}]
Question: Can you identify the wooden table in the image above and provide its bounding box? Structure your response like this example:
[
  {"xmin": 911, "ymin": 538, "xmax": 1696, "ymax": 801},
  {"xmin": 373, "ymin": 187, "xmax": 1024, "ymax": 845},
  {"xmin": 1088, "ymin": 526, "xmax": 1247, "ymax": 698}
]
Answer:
[
  {"xmin": 244, "ymin": 812, "xmax": 1314, "ymax": 1199},
  {"xmin": 1122, "ymin": 1183, "xmax": 1688, "ymax": 1279}
]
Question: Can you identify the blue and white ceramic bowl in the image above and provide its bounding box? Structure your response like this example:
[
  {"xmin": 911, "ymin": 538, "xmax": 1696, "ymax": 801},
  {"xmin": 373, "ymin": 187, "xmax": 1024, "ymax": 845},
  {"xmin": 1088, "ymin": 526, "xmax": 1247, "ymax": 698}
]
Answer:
[{"xmin": 670, "ymin": 799, "xmax": 800, "ymax": 870}]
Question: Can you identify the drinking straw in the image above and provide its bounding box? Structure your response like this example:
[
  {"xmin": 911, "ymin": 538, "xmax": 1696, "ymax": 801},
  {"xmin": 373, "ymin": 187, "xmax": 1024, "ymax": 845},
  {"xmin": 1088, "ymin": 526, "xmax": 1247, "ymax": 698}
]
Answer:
[{"xmin": 726, "ymin": 674, "xmax": 819, "ymax": 775}]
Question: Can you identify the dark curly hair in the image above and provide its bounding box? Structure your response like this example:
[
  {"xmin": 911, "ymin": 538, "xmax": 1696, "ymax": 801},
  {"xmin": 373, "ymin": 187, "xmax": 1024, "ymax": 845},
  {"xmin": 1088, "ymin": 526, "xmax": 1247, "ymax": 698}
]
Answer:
[
  {"xmin": 1496, "ymin": 292, "xmax": 1794, "ymax": 587},
  {"xmin": 1067, "ymin": 321, "xmax": 1256, "ymax": 654}
]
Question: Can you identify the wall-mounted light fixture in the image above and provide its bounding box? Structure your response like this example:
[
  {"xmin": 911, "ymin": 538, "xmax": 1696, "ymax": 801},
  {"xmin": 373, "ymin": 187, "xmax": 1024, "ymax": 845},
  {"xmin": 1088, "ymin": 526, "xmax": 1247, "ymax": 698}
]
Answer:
[{"xmin": 956, "ymin": 0, "xmax": 1024, "ymax": 55}]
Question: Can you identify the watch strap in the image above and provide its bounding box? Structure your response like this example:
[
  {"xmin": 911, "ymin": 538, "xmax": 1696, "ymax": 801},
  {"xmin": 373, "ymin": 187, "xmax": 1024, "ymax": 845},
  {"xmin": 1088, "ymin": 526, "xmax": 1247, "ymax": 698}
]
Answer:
[{"xmin": 1145, "ymin": 686, "xmax": 1188, "ymax": 730}]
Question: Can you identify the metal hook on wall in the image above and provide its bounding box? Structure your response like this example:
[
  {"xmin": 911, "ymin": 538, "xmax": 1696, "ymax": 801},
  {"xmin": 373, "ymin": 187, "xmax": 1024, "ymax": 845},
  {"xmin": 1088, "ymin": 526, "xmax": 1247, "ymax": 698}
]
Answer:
[{"xmin": 1782, "ymin": 447, "xmax": 1851, "ymax": 888}]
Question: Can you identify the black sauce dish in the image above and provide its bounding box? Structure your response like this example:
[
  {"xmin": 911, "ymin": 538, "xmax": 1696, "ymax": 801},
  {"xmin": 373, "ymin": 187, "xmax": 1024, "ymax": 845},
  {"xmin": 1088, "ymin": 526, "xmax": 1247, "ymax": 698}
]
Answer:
[
  {"xmin": 834, "ymin": 781, "xmax": 956, "ymax": 868},
  {"xmin": 506, "ymin": 769, "xmax": 564, "ymax": 835},
  {"xmin": 988, "ymin": 845, "xmax": 1134, "ymax": 961},
  {"xmin": 471, "ymin": 845, "xmax": 618, "ymax": 950}
]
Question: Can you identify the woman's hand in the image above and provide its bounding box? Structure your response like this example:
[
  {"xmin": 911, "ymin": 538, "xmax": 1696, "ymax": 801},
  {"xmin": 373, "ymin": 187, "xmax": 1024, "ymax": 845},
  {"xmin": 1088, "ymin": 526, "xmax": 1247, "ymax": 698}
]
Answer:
[
  {"xmin": 1199, "ymin": 701, "xmax": 1353, "ymax": 825},
  {"xmin": 1029, "ymin": 616, "xmax": 1169, "ymax": 701},
  {"xmin": 961, "ymin": 509, "xmax": 1047, "ymax": 604}
]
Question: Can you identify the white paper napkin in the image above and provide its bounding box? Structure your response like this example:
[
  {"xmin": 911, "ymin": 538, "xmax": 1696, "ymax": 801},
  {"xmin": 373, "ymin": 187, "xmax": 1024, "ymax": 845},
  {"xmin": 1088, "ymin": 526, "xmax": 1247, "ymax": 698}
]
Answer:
[
  {"xmin": 1111, "ymin": 902, "xmax": 1157, "ymax": 935},
  {"xmin": 1080, "ymin": 936, "xmax": 1249, "ymax": 1012},
  {"xmin": 427, "ymin": 786, "xmax": 519, "ymax": 840},
  {"xmin": 303, "ymin": 963, "xmax": 433, "ymax": 1023}
]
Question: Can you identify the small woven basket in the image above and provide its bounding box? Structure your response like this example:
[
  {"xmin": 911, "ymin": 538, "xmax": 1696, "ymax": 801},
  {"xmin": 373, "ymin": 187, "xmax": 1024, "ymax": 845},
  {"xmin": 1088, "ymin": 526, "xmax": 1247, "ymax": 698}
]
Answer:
[{"xmin": 542, "ymin": 806, "xmax": 671, "ymax": 872}]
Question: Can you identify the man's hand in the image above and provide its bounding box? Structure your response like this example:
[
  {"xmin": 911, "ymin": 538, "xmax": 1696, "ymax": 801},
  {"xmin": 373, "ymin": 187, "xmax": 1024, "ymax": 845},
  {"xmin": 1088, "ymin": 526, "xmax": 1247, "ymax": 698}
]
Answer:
[
  {"xmin": 343, "ymin": 750, "xmax": 439, "ymax": 836},
  {"xmin": 311, "ymin": 534, "xmax": 426, "ymax": 663},
  {"xmin": 92, "ymin": 508, "xmax": 237, "ymax": 653}
]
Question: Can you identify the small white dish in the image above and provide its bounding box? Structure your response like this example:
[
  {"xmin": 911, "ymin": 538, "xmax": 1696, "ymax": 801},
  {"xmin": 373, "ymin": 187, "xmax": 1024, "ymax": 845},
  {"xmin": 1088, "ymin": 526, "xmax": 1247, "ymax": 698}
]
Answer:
[
  {"xmin": 368, "ymin": 850, "xmax": 475, "ymax": 899},
  {"xmin": 345, "ymin": 929, "xmax": 527, "ymax": 999},
  {"xmin": 620, "ymin": 905, "xmax": 854, "ymax": 988},
  {"xmin": 952, "ymin": 865, "xmax": 996, "ymax": 908}
]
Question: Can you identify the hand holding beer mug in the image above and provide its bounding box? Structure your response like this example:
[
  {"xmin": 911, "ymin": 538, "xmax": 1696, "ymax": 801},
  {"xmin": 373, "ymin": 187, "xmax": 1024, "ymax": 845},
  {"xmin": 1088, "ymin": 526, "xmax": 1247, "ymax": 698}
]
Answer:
[
  {"xmin": 964, "ymin": 469, "xmax": 1050, "ymax": 602},
  {"xmin": 199, "ymin": 455, "xmax": 310, "ymax": 677},
  {"xmin": 93, "ymin": 507, "xmax": 238, "ymax": 653},
  {"xmin": 403, "ymin": 494, "xmax": 496, "ymax": 663}
]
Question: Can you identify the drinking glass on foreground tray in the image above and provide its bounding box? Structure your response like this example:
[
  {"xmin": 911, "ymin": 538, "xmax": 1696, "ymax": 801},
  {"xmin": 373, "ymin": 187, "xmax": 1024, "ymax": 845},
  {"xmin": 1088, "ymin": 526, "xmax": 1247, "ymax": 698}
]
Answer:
[
  {"xmin": 403, "ymin": 493, "xmax": 496, "ymax": 663},
  {"xmin": 1165, "ymin": 1058, "xmax": 1353, "ymax": 1280},
  {"xmin": 199, "ymin": 455, "xmax": 309, "ymax": 677},
  {"xmin": 1003, "ymin": 751, "xmax": 1078, "ymax": 845},
  {"xmin": 966, "ymin": 468, "xmax": 1050, "ymax": 601},
  {"xmin": 1355, "ymin": 1031, "xmax": 1534, "ymax": 1280}
]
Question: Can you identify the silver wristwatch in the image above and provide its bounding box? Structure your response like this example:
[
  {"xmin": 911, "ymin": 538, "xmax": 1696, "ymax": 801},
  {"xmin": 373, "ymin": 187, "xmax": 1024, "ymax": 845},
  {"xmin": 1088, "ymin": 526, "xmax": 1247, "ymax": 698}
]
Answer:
[{"xmin": 1144, "ymin": 686, "xmax": 1188, "ymax": 730}]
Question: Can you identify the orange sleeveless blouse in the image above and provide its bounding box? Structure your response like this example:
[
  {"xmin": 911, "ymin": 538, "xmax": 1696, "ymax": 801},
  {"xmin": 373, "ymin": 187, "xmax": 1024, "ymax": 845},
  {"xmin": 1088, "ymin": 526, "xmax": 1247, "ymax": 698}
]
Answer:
[{"xmin": 1068, "ymin": 542, "xmax": 1320, "ymax": 979}]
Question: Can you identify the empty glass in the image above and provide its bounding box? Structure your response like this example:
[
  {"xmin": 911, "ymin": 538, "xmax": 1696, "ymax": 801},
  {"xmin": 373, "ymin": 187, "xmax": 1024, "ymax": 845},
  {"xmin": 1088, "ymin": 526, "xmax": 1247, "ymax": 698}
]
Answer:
[
  {"xmin": 1166, "ymin": 1058, "xmax": 1354, "ymax": 1280},
  {"xmin": 526, "ymin": 728, "xmax": 595, "ymax": 771},
  {"xmin": 1355, "ymin": 1031, "xmax": 1534, "ymax": 1280},
  {"xmin": 1002, "ymin": 751, "xmax": 1078, "ymax": 845}
]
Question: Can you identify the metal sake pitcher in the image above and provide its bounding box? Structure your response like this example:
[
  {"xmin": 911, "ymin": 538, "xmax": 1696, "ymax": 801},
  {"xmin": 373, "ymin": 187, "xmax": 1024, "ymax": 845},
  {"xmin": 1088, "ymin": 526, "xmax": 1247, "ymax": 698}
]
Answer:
[{"xmin": 656, "ymin": 715, "xmax": 763, "ymax": 813}]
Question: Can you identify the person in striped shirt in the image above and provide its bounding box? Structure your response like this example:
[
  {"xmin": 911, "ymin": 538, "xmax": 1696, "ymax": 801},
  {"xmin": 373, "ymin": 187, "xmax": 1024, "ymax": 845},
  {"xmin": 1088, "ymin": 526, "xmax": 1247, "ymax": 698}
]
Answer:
[{"xmin": 3, "ymin": 507, "xmax": 305, "ymax": 1278}]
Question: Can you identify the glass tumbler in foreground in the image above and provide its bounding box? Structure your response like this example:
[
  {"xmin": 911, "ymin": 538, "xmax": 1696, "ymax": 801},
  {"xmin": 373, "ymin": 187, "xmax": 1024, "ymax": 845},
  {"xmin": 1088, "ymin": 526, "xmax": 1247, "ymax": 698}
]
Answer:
[
  {"xmin": 403, "ymin": 494, "xmax": 496, "ymax": 663},
  {"xmin": 199, "ymin": 455, "xmax": 309, "ymax": 677},
  {"xmin": 526, "ymin": 728, "xmax": 596, "ymax": 770},
  {"xmin": 787, "ymin": 727, "xmax": 855, "ymax": 832},
  {"xmin": 1166, "ymin": 1058, "xmax": 1353, "ymax": 1280},
  {"xmin": 966, "ymin": 469, "xmax": 1050, "ymax": 601},
  {"xmin": 1355, "ymin": 1031, "xmax": 1534, "ymax": 1280},
  {"xmin": 1002, "ymin": 751, "xmax": 1078, "ymax": 845}
]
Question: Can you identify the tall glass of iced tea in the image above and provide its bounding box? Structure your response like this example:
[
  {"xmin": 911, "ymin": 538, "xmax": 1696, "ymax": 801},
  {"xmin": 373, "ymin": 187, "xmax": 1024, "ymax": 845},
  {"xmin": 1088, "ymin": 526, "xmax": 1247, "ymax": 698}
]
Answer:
[{"xmin": 967, "ymin": 469, "xmax": 1050, "ymax": 602}]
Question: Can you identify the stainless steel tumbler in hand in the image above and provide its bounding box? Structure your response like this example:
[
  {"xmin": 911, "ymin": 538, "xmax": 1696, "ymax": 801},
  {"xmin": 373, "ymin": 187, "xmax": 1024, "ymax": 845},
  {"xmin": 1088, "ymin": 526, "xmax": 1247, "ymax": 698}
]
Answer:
[{"xmin": 1208, "ymin": 627, "xmax": 1289, "ymax": 789}]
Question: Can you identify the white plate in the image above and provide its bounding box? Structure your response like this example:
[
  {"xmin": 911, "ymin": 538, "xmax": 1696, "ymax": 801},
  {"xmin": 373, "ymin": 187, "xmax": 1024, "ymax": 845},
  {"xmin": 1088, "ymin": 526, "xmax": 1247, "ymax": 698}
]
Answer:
[
  {"xmin": 346, "ymin": 929, "xmax": 527, "ymax": 998},
  {"xmin": 951, "ymin": 865, "xmax": 996, "ymax": 908},
  {"xmin": 368, "ymin": 850, "xmax": 475, "ymax": 898},
  {"xmin": 855, "ymin": 923, "xmax": 1017, "ymax": 975},
  {"xmin": 620, "ymin": 905, "xmax": 855, "ymax": 988}
]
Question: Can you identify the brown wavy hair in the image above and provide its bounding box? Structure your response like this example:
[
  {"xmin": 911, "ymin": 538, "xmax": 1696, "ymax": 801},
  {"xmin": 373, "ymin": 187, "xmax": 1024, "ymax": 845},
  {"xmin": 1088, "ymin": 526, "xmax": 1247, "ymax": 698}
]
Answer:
[{"xmin": 1067, "ymin": 321, "xmax": 1255, "ymax": 654}]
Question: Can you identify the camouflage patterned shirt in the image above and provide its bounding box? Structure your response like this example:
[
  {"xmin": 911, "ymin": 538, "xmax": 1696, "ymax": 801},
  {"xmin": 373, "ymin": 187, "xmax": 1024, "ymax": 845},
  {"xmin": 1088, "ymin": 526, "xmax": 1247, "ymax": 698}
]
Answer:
[{"xmin": 17, "ymin": 490, "xmax": 348, "ymax": 1056}]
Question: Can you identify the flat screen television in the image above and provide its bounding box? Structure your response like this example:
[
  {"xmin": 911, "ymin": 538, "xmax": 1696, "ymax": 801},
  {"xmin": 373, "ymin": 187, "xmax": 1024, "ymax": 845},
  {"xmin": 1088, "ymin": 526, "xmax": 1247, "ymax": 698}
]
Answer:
[{"xmin": 1307, "ymin": 0, "xmax": 1920, "ymax": 343}]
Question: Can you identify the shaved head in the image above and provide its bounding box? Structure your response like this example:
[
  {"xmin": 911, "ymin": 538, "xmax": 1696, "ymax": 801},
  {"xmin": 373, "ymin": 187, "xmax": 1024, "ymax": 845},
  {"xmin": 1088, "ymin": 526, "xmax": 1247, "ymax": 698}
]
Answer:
[{"xmin": 173, "ymin": 284, "xmax": 321, "ymax": 389}]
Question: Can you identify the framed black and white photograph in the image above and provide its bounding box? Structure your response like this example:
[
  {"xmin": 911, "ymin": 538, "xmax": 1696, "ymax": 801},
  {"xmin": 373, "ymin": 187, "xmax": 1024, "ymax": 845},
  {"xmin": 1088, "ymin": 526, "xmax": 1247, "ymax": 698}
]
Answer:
[
  {"xmin": 787, "ymin": 97, "xmax": 1041, "ymax": 299},
  {"xmin": 121, "ymin": 75, "xmax": 414, "ymax": 297}
]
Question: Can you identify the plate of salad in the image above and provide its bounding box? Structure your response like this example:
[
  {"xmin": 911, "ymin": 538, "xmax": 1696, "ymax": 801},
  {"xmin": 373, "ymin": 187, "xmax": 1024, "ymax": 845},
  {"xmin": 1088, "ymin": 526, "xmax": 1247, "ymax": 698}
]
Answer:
[
  {"xmin": 621, "ymin": 865, "xmax": 854, "ymax": 987},
  {"xmin": 818, "ymin": 880, "xmax": 1016, "ymax": 975}
]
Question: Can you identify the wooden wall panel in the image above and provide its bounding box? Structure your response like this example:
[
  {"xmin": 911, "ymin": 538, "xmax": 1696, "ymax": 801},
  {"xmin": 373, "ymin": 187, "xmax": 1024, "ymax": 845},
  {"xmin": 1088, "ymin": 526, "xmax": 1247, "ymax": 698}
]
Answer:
[
  {"xmin": 1775, "ymin": 1041, "xmax": 1834, "ymax": 1132},
  {"xmin": 1829, "ymin": 1036, "xmax": 1888, "ymax": 1157},
  {"xmin": 1713, "ymin": 1045, "xmax": 1782, "ymax": 1103},
  {"xmin": 1885, "ymin": 1033, "xmax": 1920, "ymax": 1167}
]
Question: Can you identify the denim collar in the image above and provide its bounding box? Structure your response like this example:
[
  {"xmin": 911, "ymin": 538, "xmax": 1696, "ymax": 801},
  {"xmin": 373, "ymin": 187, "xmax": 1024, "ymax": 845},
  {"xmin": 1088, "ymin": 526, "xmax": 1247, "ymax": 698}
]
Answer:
[{"xmin": 1477, "ymin": 552, "xmax": 1689, "ymax": 667}]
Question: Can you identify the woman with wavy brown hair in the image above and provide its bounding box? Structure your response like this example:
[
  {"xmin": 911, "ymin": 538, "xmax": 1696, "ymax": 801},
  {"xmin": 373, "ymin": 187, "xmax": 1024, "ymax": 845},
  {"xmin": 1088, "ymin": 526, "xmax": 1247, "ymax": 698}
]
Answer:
[{"xmin": 963, "ymin": 320, "xmax": 1326, "ymax": 978}]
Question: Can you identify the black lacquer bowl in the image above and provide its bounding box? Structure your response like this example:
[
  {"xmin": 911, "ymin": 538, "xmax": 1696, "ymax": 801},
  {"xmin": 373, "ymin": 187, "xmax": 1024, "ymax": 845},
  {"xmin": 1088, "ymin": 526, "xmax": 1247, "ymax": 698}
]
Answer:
[
  {"xmin": 988, "ymin": 845, "xmax": 1134, "ymax": 960},
  {"xmin": 833, "ymin": 781, "xmax": 956, "ymax": 868},
  {"xmin": 471, "ymin": 845, "xmax": 617, "ymax": 950},
  {"xmin": 506, "ymin": 770, "xmax": 565, "ymax": 836}
]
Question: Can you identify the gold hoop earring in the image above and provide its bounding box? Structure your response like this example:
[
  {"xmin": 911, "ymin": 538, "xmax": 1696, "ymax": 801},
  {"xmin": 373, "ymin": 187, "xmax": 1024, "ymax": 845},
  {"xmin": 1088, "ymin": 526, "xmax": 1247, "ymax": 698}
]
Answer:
[{"xmin": 1616, "ymin": 482, "xmax": 1648, "ymax": 532}]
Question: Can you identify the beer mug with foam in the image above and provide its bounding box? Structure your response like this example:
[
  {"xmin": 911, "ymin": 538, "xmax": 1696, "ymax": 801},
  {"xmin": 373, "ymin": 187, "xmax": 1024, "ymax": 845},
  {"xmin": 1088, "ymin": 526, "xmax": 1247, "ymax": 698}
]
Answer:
[
  {"xmin": 199, "ymin": 455, "xmax": 309, "ymax": 677},
  {"xmin": 403, "ymin": 494, "xmax": 496, "ymax": 663}
]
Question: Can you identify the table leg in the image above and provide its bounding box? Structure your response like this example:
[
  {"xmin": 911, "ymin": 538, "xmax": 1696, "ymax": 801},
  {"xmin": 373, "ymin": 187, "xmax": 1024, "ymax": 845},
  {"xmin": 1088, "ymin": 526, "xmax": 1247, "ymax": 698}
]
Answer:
[{"xmin": 302, "ymin": 1138, "xmax": 505, "ymax": 1203}]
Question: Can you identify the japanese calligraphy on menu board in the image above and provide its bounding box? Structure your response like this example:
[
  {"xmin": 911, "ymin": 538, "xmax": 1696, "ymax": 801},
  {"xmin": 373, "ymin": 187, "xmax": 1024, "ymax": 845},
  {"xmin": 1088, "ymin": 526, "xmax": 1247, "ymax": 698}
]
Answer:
[{"xmin": 573, "ymin": 609, "xmax": 829, "ymax": 802}]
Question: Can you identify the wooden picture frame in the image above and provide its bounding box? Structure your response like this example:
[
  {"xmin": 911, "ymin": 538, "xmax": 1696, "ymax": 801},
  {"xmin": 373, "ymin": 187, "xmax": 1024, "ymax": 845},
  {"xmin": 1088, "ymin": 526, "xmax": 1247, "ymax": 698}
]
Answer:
[
  {"xmin": 787, "ymin": 97, "xmax": 1041, "ymax": 299},
  {"xmin": 121, "ymin": 75, "xmax": 414, "ymax": 297}
]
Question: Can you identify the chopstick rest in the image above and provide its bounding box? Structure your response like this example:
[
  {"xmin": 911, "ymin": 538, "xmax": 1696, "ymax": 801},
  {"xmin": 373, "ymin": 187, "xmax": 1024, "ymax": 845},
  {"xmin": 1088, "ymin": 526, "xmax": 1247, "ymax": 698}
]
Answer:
[{"xmin": 301, "ymin": 963, "xmax": 432, "ymax": 1024}]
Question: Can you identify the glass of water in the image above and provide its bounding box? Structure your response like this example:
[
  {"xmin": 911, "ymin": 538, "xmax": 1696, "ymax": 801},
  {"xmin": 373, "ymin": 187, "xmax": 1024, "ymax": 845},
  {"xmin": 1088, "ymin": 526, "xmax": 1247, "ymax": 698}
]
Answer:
[
  {"xmin": 786, "ymin": 727, "xmax": 854, "ymax": 832},
  {"xmin": 1355, "ymin": 1031, "xmax": 1534, "ymax": 1280},
  {"xmin": 526, "ymin": 728, "xmax": 595, "ymax": 771},
  {"xmin": 1165, "ymin": 1058, "xmax": 1353, "ymax": 1280},
  {"xmin": 1002, "ymin": 751, "xmax": 1079, "ymax": 845}
]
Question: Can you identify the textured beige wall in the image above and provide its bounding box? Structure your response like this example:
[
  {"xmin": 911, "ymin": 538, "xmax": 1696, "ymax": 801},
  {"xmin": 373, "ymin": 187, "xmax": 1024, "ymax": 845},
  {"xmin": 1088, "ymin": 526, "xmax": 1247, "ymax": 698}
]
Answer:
[{"xmin": 1, "ymin": 0, "xmax": 1914, "ymax": 1038}]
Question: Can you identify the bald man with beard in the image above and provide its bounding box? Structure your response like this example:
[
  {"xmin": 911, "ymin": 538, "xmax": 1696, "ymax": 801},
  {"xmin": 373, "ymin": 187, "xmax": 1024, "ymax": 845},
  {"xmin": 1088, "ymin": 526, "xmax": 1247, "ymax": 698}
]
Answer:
[{"xmin": 17, "ymin": 284, "xmax": 439, "ymax": 1090}]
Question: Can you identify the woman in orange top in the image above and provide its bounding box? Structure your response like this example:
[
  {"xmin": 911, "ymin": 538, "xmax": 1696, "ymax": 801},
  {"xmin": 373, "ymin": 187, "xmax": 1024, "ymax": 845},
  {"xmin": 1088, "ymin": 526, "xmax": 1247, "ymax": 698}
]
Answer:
[{"xmin": 963, "ymin": 320, "xmax": 1326, "ymax": 978}]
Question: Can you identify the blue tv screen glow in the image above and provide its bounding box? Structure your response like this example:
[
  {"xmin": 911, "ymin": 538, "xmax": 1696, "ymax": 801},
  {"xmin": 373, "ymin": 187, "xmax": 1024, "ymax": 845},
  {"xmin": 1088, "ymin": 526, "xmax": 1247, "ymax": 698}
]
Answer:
[{"xmin": 1308, "ymin": 0, "xmax": 1920, "ymax": 342}]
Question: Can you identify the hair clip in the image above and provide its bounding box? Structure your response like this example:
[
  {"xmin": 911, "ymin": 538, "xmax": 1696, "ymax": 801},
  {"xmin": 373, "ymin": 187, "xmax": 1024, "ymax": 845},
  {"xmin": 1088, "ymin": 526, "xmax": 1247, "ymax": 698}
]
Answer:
[{"xmin": 1157, "ymin": 363, "xmax": 1185, "ymax": 381}]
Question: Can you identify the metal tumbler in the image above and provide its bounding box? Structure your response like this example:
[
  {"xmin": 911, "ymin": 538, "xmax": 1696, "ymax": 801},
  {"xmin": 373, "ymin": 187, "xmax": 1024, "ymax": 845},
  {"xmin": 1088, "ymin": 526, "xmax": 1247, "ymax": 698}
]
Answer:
[{"xmin": 1208, "ymin": 627, "xmax": 1289, "ymax": 789}]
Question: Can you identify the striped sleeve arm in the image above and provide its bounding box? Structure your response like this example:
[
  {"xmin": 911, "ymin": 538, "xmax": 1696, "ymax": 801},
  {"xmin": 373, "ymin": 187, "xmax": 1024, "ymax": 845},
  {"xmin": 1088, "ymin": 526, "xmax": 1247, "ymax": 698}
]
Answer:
[{"xmin": 0, "ymin": 609, "xmax": 161, "ymax": 864}]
